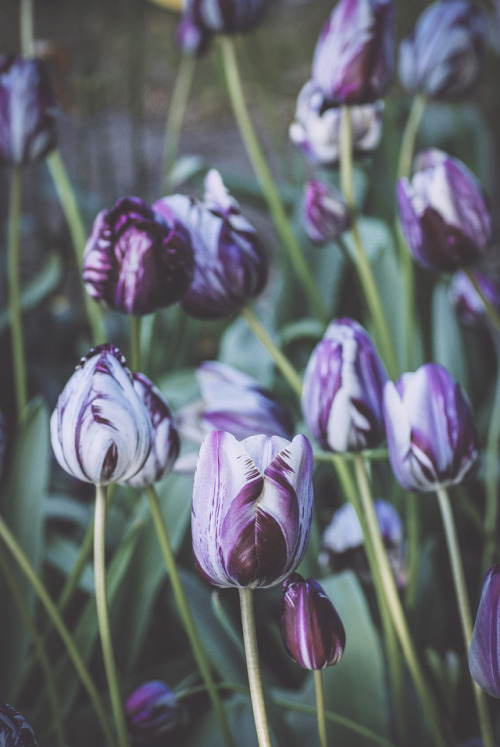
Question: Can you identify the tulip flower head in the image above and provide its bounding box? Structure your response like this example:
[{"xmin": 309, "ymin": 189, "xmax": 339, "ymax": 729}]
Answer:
[
  {"xmin": 176, "ymin": 17, "xmax": 213, "ymax": 56},
  {"xmin": 183, "ymin": 0, "xmax": 266, "ymax": 35},
  {"xmin": 302, "ymin": 178, "xmax": 350, "ymax": 245},
  {"xmin": 280, "ymin": 573, "xmax": 346, "ymax": 670},
  {"xmin": 192, "ymin": 431, "xmax": 314, "ymax": 588},
  {"xmin": 50, "ymin": 344, "xmax": 152, "ymax": 485},
  {"xmin": 0, "ymin": 702, "xmax": 38, "ymax": 747},
  {"xmin": 469, "ymin": 564, "xmax": 500, "ymax": 699},
  {"xmin": 383, "ymin": 363, "xmax": 479, "ymax": 493},
  {"xmin": 449, "ymin": 268, "xmax": 500, "ymax": 329},
  {"xmin": 125, "ymin": 681, "xmax": 182, "ymax": 745}
]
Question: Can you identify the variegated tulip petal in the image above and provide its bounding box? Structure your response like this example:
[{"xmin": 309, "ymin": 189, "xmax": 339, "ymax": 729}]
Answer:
[{"xmin": 470, "ymin": 564, "xmax": 500, "ymax": 698}]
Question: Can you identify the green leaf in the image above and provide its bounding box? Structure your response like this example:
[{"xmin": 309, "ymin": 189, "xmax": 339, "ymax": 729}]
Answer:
[
  {"xmin": 0, "ymin": 254, "xmax": 63, "ymax": 334},
  {"xmin": 45, "ymin": 535, "xmax": 95, "ymax": 594},
  {"xmin": 432, "ymin": 281, "xmax": 468, "ymax": 391},
  {"xmin": 219, "ymin": 315, "xmax": 276, "ymax": 387}
]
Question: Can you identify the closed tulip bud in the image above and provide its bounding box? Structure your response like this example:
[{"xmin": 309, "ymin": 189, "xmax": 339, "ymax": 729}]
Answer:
[
  {"xmin": 82, "ymin": 197, "xmax": 194, "ymax": 316},
  {"xmin": 397, "ymin": 149, "xmax": 492, "ymax": 273},
  {"xmin": 449, "ymin": 268, "xmax": 500, "ymax": 329},
  {"xmin": 155, "ymin": 170, "xmax": 268, "ymax": 319},
  {"xmin": 312, "ymin": 0, "xmax": 395, "ymax": 105},
  {"xmin": 469, "ymin": 564, "xmax": 500, "ymax": 698},
  {"xmin": 383, "ymin": 363, "xmax": 479, "ymax": 493},
  {"xmin": 280, "ymin": 574, "xmax": 346, "ymax": 670},
  {"xmin": 50, "ymin": 344, "xmax": 152, "ymax": 485},
  {"xmin": 290, "ymin": 81, "xmax": 384, "ymax": 167},
  {"xmin": 399, "ymin": 0, "xmax": 488, "ymax": 100},
  {"xmin": 183, "ymin": 0, "xmax": 266, "ymax": 34},
  {"xmin": 125, "ymin": 681, "xmax": 182, "ymax": 745},
  {"xmin": 0, "ymin": 703, "xmax": 38, "ymax": 747},
  {"xmin": 123, "ymin": 373, "xmax": 180, "ymax": 488},
  {"xmin": 176, "ymin": 17, "xmax": 213, "ymax": 56},
  {"xmin": 302, "ymin": 178, "xmax": 350, "ymax": 245},
  {"xmin": 192, "ymin": 431, "xmax": 314, "ymax": 588},
  {"xmin": 302, "ymin": 318, "xmax": 388, "ymax": 453},
  {"xmin": 0, "ymin": 54, "xmax": 58, "ymax": 167}
]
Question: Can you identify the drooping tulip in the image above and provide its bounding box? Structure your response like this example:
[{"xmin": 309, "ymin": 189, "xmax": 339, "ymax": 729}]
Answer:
[
  {"xmin": 125, "ymin": 681, "xmax": 182, "ymax": 745},
  {"xmin": 469, "ymin": 564, "xmax": 500, "ymax": 698},
  {"xmin": 0, "ymin": 702, "xmax": 38, "ymax": 747},
  {"xmin": 302, "ymin": 178, "xmax": 350, "ymax": 246}
]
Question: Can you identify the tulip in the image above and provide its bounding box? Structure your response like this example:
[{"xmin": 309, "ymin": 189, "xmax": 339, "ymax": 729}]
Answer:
[
  {"xmin": 154, "ymin": 170, "xmax": 268, "ymax": 319},
  {"xmin": 469, "ymin": 564, "xmax": 500, "ymax": 698},
  {"xmin": 383, "ymin": 363, "xmax": 479, "ymax": 493},
  {"xmin": 183, "ymin": 0, "xmax": 266, "ymax": 34},
  {"xmin": 0, "ymin": 702, "xmax": 38, "ymax": 747},
  {"xmin": 311, "ymin": 0, "xmax": 395, "ymax": 105},
  {"xmin": 397, "ymin": 149, "xmax": 492, "ymax": 273},
  {"xmin": 302, "ymin": 178, "xmax": 350, "ymax": 246},
  {"xmin": 302, "ymin": 318, "xmax": 388, "ymax": 453},
  {"xmin": 192, "ymin": 431, "xmax": 314, "ymax": 588},
  {"xmin": 0, "ymin": 54, "xmax": 58, "ymax": 167},
  {"xmin": 280, "ymin": 573, "xmax": 346, "ymax": 670},
  {"xmin": 82, "ymin": 197, "xmax": 194, "ymax": 316},
  {"xmin": 399, "ymin": 0, "xmax": 488, "ymax": 100},
  {"xmin": 50, "ymin": 344, "xmax": 152, "ymax": 485},
  {"xmin": 125, "ymin": 681, "xmax": 182, "ymax": 744},
  {"xmin": 449, "ymin": 268, "xmax": 500, "ymax": 329},
  {"xmin": 176, "ymin": 17, "xmax": 213, "ymax": 56}
]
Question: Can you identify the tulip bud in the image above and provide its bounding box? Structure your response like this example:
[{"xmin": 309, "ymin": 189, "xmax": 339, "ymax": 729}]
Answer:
[
  {"xmin": 397, "ymin": 149, "xmax": 492, "ymax": 273},
  {"xmin": 155, "ymin": 170, "xmax": 268, "ymax": 319},
  {"xmin": 280, "ymin": 573, "xmax": 346, "ymax": 670},
  {"xmin": 289, "ymin": 81, "xmax": 384, "ymax": 167},
  {"xmin": 123, "ymin": 373, "xmax": 180, "ymax": 488},
  {"xmin": 125, "ymin": 681, "xmax": 182, "ymax": 745},
  {"xmin": 50, "ymin": 344, "xmax": 152, "ymax": 485},
  {"xmin": 0, "ymin": 702, "xmax": 38, "ymax": 747},
  {"xmin": 192, "ymin": 431, "xmax": 314, "ymax": 588},
  {"xmin": 383, "ymin": 363, "xmax": 479, "ymax": 493},
  {"xmin": 399, "ymin": 0, "xmax": 488, "ymax": 100},
  {"xmin": 469, "ymin": 564, "xmax": 500, "ymax": 698},
  {"xmin": 183, "ymin": 0, "xmax": 266, "ymax": 34},
  {"xmin": 302, "ymin": 318, "xmax": 388, "ymax": 453},
  {"xmin": 0, "ymin": 54, "xmax": 58, "ymax": 167},
  {"xmin": 82, "ymin": 197, "xmax": 194, "ymax": 316},
  {"xmin": 449, "ymin": 268, "xmax": 500, "ymax": 329},
  {"xmin": 302, "ymin": 179, "xmax": 350, "ymax": 246},
  {"xmin": 176, "ymin": 17, "xmax": 213, "ymax": 56},
  {"xmin": 312, "ymin": 0, "xmax": 395, "ymax": 105}
]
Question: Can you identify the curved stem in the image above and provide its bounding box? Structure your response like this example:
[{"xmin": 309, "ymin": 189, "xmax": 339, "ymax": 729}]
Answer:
[
  {"xmin": 8, "ymin": 166, "xmax": 28, "ymax": 422},
  {"xmin": 239, "ymin": 588, "xmax": 272, "ymax": 747},
  {"xmin": 482, "ymin": 349, "xmax": 500, "ymax": 574},
  {"xmin": 94, "ymin": 484, "xmax": 130, "ymax": 747},
  {"xmin": 218, "ymin": 36, "xmax": 328, "ymax": 324},
  {"xmin": 436, "ymin": 487, "xmax": 494, "ymax": 747},
  {"xmin": 314, "ymin": 670, "xmax": 327, "ymax": 747},
  {"xmin": 396, "ymin": 94, "xmax": 427, "ymax": 181},
  {"xmin": 129, "ymin": 315, "xmax": 142, "ymax": 372},
  {"xmin": 146, "ymin": 485, "xmax": 234, "ymax": 747},
  {"xmin": 163, "ymin": 53, "xmax": 196, "ymax": 191}
]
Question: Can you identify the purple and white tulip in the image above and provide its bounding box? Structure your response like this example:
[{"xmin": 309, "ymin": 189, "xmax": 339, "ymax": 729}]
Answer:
[
  {"xmin": 50, "ymin": 344, "xmax": 152, "ymax": 485},
  {"xmin": 191, "ymin": 431, "xmax": 314, "ymax": 588},
  {"xmin": 399, "ymin": 0, "xmax": 488, "ymax": 100},
  {"xmin": 469, "ymin": 564, "xmax": 500, "ymax": 699},
  {"xmin": 0, "ymin": 703, "xmax": 38, "ymax": 747},
  {"xmin": 302, "ymin": 178, "xmax": 350, "ymax": 246},
  {"xmin": 155, "ymin": 170, "xmax": 268, "ymax": 319},
  {"xmin": 322, "ymin": 500, "xmax": 402, "ymax": 555},
  {"xmin": 302, "ymin": 318, "xmax": 388, "ymax": 453},
  {"xmin": 82, "ymin": 197, "xmax": 194, "ymax": 316},
  {"xmin": 449, "ymin": 268, "xmax": 500, "ymax": 329},
  {"xmin": 183, "ymin": 0, "xmax": 266, "ymax": 34},
  {"xmin": 280, "ymin": 573, "xmax": 346, "ymax": 670},
  {"xmin": 125, "ymin": 681, "xmax": 182, "ymax": 744},
  {"xmin": 176, "ymin": 17, "xmax": 212, "ymax": 56},
  {"xmin": 383, "ymin": 363, "xmax": 479, "ymax": 493},
  {"xmin": 0, "ymin": 54, "xmax": 58, "ymax": 167},
  {"xmin": 397, "ymin": 149, "xmax": 492, "ymax": 273}
]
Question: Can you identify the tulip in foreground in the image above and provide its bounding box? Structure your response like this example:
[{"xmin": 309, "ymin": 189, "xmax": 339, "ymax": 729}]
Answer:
[
  {"xmin": 125, "ymin": 681, "xmax": 182, "ymax": 745},
  {"xmin": 469, "ymin": 564, "xmax": 500, "ymax": 699},
  {"xmin": 0, "ymin": 702, "xmax": 38, "ymax": 747}
]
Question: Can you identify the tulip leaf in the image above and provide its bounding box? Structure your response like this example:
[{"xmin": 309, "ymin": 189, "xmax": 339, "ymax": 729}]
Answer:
[
  {"xmin": 45, "ymin": 493, "xmax": 92, "ymax": 527},
  {"xmin": 432, "ymin": 282, "xmax": 468, "ymax": 391},
  {"xmin": 219, "ymin": 314, "xmax": 276, "ymax": 387},
  {"xmin": 45, "ymin": 535, "xmax": 95, "ymax": 593}
]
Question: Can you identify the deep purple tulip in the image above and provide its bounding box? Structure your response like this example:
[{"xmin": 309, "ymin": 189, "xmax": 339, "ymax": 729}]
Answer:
[
  {"xmin": 311, "ymin": 0, "xmax": 394, "ymax": 105},
  {"xmin": 399, "ymin": 0, "xmax": 488, "ymax": 100},
  {"xmin": 449, "ymin": 268, "xmax": 500, "ymax": 329},
  {"xmin": 176, "ymin": 17, "xmax": 213, "ymax": 56},
  {"xmin": 302, "ymin": 179, "xmax": 350, "ymax": 246},
  {"xmin": 0, "ymin": 54, "xmax": 58, "ymax": 167},
  {"xmin": 302, "ymin": 318, "xmax": 388, "ymax": 452},
  {"xmin": 125, "ymin": 681, "xmax": 182, "ymax": 745},
  {"xmin": 0, "ymin": 703, "xmax": 38, "ymax": 747},
  {"xmin": 123, "ymin": 373, "xmax": 180, "ymax": 488},
  {"xmin": 50, "ymin": 344, "xmax": 152, "ymax": 485},
  {"xmin": 82, "ymin": 197, "xmax": 194, "ymax": 316},
  {"xmin": 290, "ymin": 81, "xmax": 384, "ymax": 167},
  {"xmin": 383, "ymin": 363, "xmax": 479, "ymax": 493},
  {"xmin": 155, "ymin": 170, "xmax": 268, "ymax": 319},
  {"xmin": 397, "ymin": 149, "xmax": 492, "ymax": 273},
  {"xmin": 191, "ymin": 431, "xmax": 314, "ymax": 588},
  {"xmin": 183, "ymin": 0, "xmax": 266, "ymax": 34},
  {"xmin": 469, "ymin": 564, "xmax": 500, "ymax": 698},
  {"xmin": 280, "ymin": 573, "xmax": 346, "ymax": 670}
]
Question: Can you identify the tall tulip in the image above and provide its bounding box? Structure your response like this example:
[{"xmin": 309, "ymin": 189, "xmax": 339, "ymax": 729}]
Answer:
[
  {"xmin": 469, "ymin": 564, "xmax": 500, "ymax": 699},
  {"xmin": 0, "ymin": 703, "xmax": 38, "ymax": 747}
]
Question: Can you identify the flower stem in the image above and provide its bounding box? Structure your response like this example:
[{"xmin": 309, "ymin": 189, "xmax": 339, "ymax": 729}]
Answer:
[
  {"xmin": 404, "ymin": 493, "xmax": 420, "ymax": 611},
  {"xmin": 8, "ymin": 166, "xmax": 28, "ymax": 423},
  {"xmin": 314, "ymin": 670, "xmax": 327, "ymax": 747},
  {"xmin": 397, "ymin": 94, "xmax": 427, "ymax": 181},
  {"xmin": 94, "ymin": 484, "xmax": 131, "ymax": 747},
  {"xmin": 436, "ymin": 487, "xmax": 494, "ymax": 747},
  {"xmin": 163, "ymin": 53, "xmax": 196, "ymax": 191},
  {"xmin": 145, "ymin": 485, "xmax": 235, "ymax": 747},
  {"xmin": 239, "ymin": 588, "xmax": 272, "ymax": 747},
  {"xmin": 129, "ymin": 315, "xmax": 142, "ymax": 372},
  {"xmin": 218, "ymin": 36, "xmax": 328, "ymax": 324},
  {"xmin": 20, "ymin": 0, "xmax": 35, "ymax": 57}
]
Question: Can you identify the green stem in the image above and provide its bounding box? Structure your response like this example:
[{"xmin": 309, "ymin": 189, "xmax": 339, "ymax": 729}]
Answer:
[
  {"xmin": 20, "ymin": 0, "xmax": 35, "ymax": 57},
  {"xmin": 397, "ymin": 94, "xmax": 427, "ymax": 181},
  {"xmin": 94, "ymin": 484, "xmax": 130, "ymax": 747},
  {"xmin": 218, "ymin": 36, "xmax": 328, "ymax": 324},
  {"xmin": 404, "ymin": 494, "xmax": 420, "ymax": 611},
  {"xmin": 8, "ymin": 166, "xmax": 28, "ymax": 422},
  {"xmin": 241, "ymin": 305, "xmax": 303, "ymax": 398},
  {"xmin": 339, "ymin": 108, "xmax": 399, "ymax": 380},
  {"xmin": 163, "ymin": 53, "xmax": 196, "ymax": 190},
  {"xmin": 129, "ymin": 315, "xmax": 142, "ymax": 372},
  {"xmin": 314, "ymin": 670, "xmax": 327, "ymax": 747},
  {"xmin": 146, "ymin": 485, "xmax": 234, "ymax": 747},
  {"xmin": 238, "ymin": 588, "xmax": 272, "ymax": 747},
  {"xmin": 436, "ymin": 487, "xmax": 494, "ymax": 747},
  {"xmin": 464, "ymin": 267, "xmax": 500, "ymax": 334},
  {"xmin": 482, "ymin": 349, "xmax": 500, "ymax": 574}
]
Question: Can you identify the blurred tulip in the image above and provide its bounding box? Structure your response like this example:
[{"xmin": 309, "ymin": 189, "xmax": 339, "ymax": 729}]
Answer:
[
  {"xmin": 383, "ymin": 363, "xmax": 479, "ymax": 493},
  {"xmin": 0, "ymin": 702, "xmax": 38, "ymax": 747},
  {"xmin": 183, "ymin": 0, "xmax": 266, "ymax": 34},
  {"xmin": 449, "ymin": 268, "xmax": 500, "ymax": 329},
  {"xmin": 469, "ymin": 564, "xmax": 500, "ymax": 698},
  {"xmin": 125, "ymin": 681, "xmax": 182, "ymax": 745},
  {"xmin": 192, "ymin": 431, "xmax": 314, "ymax": 588},
  {"xmin": 50, "ymin": 344, "xmax": 152, "ymax": 485},
  {"xmin": 82, "ymin": 197, "xmax": 194, "ymax": 316},
  {"xmin": 176, "ymin": 17, "xmax": 213, "ymax": 56},
  {"xmin": 302, "ymin": 178, "xmax": 350, "ymax": 245},
  {"xmin": 397, "ymin": 149, "xmax": 492, "ymax": 273}
]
